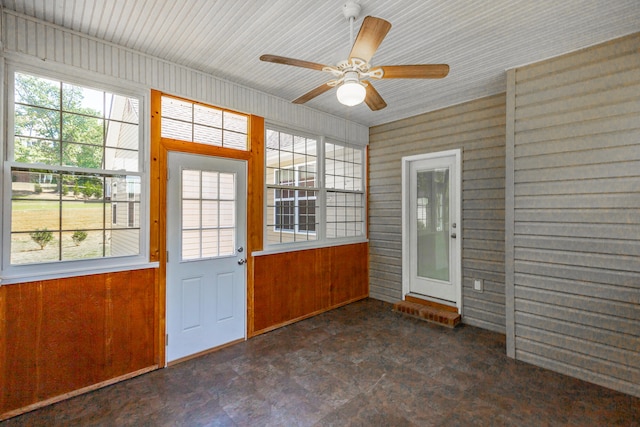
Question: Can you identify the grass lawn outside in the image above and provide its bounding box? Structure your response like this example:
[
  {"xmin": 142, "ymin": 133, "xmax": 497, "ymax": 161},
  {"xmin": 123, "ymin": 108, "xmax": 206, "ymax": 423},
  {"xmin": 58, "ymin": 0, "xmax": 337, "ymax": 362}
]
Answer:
[{"xmin": 10, "ymin": 191, "xmax": 117, "ymax": 264}]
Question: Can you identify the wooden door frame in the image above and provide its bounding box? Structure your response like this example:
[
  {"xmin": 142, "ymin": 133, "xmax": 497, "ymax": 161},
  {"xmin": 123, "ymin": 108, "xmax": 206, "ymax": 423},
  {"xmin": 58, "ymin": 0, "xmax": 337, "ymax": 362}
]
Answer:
[
  {"xmin": 150, "ymin": 90, "xmax": 264, "ymax": 366},
  {"xmin": 401, "ymin": 149, "xmax": 462, "ymax": 312}
]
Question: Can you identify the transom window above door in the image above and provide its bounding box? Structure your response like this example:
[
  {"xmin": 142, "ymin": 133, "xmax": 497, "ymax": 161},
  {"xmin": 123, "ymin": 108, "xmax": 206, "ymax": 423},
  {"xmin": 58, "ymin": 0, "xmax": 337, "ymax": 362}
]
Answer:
[{"xmin": 161, "ymin": 95, "xmax": 249, "ymax": 150}]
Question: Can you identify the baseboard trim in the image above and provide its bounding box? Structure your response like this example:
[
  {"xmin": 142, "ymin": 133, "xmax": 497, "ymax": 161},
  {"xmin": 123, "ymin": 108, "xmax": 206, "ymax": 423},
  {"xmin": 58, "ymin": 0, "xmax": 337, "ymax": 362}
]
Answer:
[
  {"xmin": 0, "ymin": 365, "xmax": 158, "ymax": 421},
  {"xmin": 250, "ymin": 294, "xmax": 368, "ymax": 337}
]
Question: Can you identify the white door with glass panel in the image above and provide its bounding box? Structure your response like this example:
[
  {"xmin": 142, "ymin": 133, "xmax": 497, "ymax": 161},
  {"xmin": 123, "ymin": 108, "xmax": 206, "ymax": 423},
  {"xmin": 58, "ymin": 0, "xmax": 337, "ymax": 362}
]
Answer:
[
  {"xmin": 166, "ymin": 152, "xmax": 246, "ymax": 363},
  {"xmin": 403, "ymin": 150, "xmax": 461, "ymax": 306}
]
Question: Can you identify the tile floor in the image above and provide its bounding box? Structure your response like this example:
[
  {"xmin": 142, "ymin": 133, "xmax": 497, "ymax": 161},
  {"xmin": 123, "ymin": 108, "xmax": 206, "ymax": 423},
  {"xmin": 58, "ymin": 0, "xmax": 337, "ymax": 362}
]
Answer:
[{"xmin": 3, "ymin": 299, "xmax": 639, "ymax": 426}]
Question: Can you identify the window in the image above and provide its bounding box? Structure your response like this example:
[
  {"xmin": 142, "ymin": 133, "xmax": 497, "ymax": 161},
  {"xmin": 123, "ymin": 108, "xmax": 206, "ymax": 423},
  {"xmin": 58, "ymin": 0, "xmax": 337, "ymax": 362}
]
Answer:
[
  {"xmin": 266, "ymin": 129, "xmax": 318, "ymax": 244},
  {"xmin": 3, "ymin": 70, "xmax": 145, "ymax": 277},
  {"xmin": 417, "ymin": 169, "xmax": 449, "ymax": 233},
  {"xmin": 325, "ymin": 142, "xmax": 365, "ymax": 238},
  {"xmin": 160, "ymin": 95, "xmax": 248, "ymax": 150},
  {"xmin": 274, "ymin": 165, "xmax": 316, "ymax": 233},
  {"xmin": 265, "ymin": 126, "xmax": 365, "ymax": 248}
]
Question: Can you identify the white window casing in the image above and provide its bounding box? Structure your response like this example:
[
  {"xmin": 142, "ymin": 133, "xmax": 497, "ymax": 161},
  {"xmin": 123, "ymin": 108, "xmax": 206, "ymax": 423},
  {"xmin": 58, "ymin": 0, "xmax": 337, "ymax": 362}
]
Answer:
[
  {"xmin": 259, "ymin": 124, "xmax": 367, "ymax": 255},
  {"xmin": 0, "ymin": 60, "xmax": 154, "ymax": 285}
]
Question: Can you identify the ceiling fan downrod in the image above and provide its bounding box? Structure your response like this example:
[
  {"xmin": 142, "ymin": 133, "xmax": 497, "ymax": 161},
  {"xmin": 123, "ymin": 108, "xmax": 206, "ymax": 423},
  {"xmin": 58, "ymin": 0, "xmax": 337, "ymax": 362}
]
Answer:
[{"xmin": 343, "ymin": 1, "xmax": 361, "ymax": 47}]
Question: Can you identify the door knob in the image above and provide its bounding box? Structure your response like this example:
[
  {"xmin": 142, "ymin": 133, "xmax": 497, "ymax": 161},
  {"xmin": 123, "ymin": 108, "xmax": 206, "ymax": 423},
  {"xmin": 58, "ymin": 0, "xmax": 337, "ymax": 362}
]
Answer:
[
  {"xmin": 451, "ymin": 233, "xmax": 457, "ymax": 238},
  {"xmin": 238, "ymin": 258, "xmax": 247, "ymax": 265}
]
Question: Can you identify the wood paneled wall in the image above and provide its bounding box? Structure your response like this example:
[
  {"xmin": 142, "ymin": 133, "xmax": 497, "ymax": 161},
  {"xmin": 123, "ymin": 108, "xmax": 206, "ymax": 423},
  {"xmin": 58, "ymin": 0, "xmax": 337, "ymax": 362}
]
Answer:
[
  {"xmin": 252, "ymin": 243, "xmax": 369, "ymax": 334},
  {"xmin": 368, "ymin": 94, "xmax": 507, "ymax": 333},
  {"xmin": 0, "ymin": 269, "xmax": 158, "ymax": 419},
  {"xmin": 506, "ymin": 33, "xmax": 640, "ymax": 398}
]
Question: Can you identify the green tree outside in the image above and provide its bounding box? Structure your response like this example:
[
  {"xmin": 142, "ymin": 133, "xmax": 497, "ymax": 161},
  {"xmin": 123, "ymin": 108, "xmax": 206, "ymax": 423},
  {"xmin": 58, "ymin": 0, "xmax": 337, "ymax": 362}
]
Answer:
[{"xmin": 14, "ymin": 73, "xmax": 105, "ymax": 170}]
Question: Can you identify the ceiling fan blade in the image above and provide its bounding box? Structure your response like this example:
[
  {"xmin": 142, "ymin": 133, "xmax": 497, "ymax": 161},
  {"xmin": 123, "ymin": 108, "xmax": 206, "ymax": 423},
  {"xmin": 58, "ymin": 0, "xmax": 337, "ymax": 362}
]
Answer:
[
  {"xmin": 363, "ymin": 81, "xmax": 387, "ymax": 111},
  {"xmin": 379, "ymin": 64, "xmax": 450, "ymax": 79},
  {"xmin": 349, "ymin": 16, "xmax": 392, "ymax": 63},
  {"xmin": 292, "ymin": 83, "xmax": 333, "ymax": 104},
  {"xmin": 260, "ymin": 54, "xmax": 326, "ymax": 71}
]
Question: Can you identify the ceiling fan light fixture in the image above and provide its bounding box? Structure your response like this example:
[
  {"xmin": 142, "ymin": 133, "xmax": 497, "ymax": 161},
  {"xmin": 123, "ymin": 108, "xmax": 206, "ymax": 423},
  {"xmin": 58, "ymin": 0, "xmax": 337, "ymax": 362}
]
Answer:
[
  {"xmin": 260, "ymin": 14, "xmax": 449, "ymax": 111},
  {"xmin": 336, "ymin": 72, "xmax": 366, "ymax": 106}
]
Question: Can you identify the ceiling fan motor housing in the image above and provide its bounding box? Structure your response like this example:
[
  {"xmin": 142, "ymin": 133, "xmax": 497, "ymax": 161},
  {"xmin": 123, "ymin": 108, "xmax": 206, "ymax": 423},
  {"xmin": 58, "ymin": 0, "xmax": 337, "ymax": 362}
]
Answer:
[
  {"xmin": 343, "ymin": 70, "xmax": 360, "ymax": 85},
  {"xmin": 342, "ymin": 1, "xmax": 361, "ymax": 21}
]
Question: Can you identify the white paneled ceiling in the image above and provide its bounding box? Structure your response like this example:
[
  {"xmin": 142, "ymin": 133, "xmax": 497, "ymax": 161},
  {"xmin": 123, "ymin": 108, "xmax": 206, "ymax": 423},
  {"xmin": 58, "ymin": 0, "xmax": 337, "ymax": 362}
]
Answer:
[{"xmin": 2, "ymin": 0, "xmax": 638, "ymax": 127}]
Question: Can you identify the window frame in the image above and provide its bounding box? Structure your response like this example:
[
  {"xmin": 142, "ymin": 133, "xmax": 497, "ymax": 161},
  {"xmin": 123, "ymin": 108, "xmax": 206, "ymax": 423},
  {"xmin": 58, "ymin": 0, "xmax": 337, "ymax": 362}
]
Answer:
[
  {"xmin": 0, "ymin": 61, "xmax": 153, "ymax": 284},
  {"xmin": 261, "ymin": 124, "xmax": 367, "ymax": 254}
]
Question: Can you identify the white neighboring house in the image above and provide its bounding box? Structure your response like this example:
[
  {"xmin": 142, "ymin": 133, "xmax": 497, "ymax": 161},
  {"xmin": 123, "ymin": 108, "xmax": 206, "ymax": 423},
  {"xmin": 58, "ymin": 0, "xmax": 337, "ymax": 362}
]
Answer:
[{"xmin": 105, "ymin": 96, "xmax": 141, "ymax": 257}]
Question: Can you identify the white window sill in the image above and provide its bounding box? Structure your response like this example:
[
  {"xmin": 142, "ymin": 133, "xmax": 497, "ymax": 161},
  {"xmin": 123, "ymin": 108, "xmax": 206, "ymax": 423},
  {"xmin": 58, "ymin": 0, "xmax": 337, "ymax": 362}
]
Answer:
[
  {"xmin": 252, "ymin": 238, "xmax": 368, "ymax": 257},
  {"xmin": 0, "ymin": 261, "xmax": 160, "ymax": 285}
]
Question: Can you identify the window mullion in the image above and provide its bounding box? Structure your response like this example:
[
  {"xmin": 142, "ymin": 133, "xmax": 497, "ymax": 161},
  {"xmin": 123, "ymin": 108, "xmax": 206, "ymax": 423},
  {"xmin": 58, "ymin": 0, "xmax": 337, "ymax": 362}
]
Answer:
[
  {"xmin": 58, "ymin": 171, "xmax": 63, "ymax": 261},
  {"xmin": 317, "ymin": 136, "xmax": 326, "ymax": 241},
  {"xmin": 102, "ymin": 175, "xmax": 106, "ymax": 257},
  {"xmin": 59, "ymin": 81, "xmax": 64, "ymax": 167},
  {"xmin": 6, "ymin": 161, "xmax": 144, "ymax": 177}
]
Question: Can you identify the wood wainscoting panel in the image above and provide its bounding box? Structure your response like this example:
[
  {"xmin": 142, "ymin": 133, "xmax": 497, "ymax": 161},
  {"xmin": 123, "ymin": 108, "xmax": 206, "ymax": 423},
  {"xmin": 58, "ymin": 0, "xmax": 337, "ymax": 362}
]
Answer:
[
  {"xmin": 330, "ymin": 243, "xmax": 369, "ymax": 306},
  {"xmin": 0, "ymin": 269, "xmax": 157, "ymax": 418},
  {"xmin": 252, "ymin": 242, "xmax": 368, "ymax": 334}
]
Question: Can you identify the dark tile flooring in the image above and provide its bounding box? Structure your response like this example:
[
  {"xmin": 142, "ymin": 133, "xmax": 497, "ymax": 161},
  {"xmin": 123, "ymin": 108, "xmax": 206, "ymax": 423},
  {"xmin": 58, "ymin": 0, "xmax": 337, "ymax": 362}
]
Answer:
[{"xmin": 4, "ymin": 299, "xmax": 639, "ymax": 426}]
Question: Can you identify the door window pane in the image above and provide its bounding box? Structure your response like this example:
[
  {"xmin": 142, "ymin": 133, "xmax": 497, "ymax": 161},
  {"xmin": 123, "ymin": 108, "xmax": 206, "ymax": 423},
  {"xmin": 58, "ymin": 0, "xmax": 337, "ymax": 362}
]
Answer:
[
  {"xmin": 416, "ymin": 169, "xmax": 450, "ymax": 281},
  {"xmin": 181, "ymin": 169, "xmax": 236, "ymax": 261}
]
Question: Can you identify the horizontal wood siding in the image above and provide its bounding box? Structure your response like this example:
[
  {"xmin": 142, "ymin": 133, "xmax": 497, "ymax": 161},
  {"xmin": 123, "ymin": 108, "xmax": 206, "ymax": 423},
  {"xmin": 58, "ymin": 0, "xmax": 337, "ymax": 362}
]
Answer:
[
  {"xmin": 508, "ymin": 33, "xmax": 640, "ymax": 397},
  {"xmin": 1, "ymin": 10, "xmax": 368, "ymax": 146},
  {"xmin": 252, "ymin": 243, "xmax": 368, "ymax": 334},
  {"xmin": 0, "ymin": 269, "xmax": 157, "ymax": 418},
  {"xmin": 369, "ymin": 94, "xmax": 506, "ymax": 333}
]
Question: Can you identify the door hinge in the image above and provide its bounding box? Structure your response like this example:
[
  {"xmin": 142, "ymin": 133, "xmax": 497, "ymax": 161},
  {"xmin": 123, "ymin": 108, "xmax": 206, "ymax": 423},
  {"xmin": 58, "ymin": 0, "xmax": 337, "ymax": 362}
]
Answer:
[
  {"xmin": 166, "ymin": 251, "xmax": 169, "ymax": 262},
  {"xmin": 165, "ymin": 334, "xmax": 168, "ymax": 346}
]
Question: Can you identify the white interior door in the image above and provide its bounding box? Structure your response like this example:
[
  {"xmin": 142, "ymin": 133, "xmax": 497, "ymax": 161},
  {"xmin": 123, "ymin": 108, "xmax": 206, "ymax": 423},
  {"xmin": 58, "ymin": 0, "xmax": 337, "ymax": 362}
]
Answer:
[
  {"xmin": 166, "ymin": 152, "xmax": 247, "ymax": 363},
  {"xmin": 403, "ymin": 150, "xmax": 461, "ymax": 308}
]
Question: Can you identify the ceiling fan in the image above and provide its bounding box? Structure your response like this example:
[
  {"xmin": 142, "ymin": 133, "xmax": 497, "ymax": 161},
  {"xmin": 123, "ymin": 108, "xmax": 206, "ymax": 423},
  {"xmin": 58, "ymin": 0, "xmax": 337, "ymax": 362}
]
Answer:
[{"xmin": 260, "ymin": 1, "xmax": 449, "ymax": 111}]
